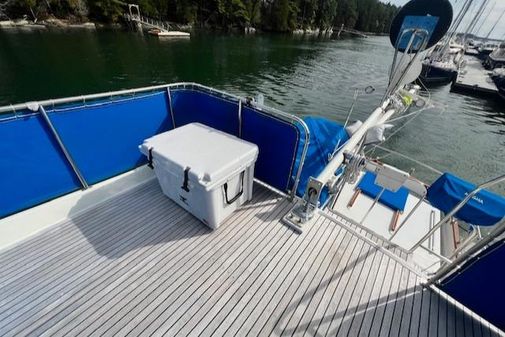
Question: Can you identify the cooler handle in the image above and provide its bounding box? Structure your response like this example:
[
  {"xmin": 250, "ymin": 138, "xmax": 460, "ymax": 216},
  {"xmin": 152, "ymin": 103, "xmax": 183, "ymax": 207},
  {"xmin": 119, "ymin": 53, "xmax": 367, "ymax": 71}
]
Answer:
[
  {"xmin": 224, "ymin": 171, "xmax": 245, "ymax": 205},
  {"xmin": 181, "ymin": 167, "xmax": 190, "ymax": 192},
  {"xmin": 147, "ymin": 148, "xmax": 154, "ymax": 169}
]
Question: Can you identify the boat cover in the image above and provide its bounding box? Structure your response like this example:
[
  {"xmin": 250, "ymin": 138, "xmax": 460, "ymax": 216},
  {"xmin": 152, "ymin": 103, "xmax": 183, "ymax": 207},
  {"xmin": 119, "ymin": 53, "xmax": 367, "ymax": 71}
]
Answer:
[
  {"xmin": 293, "ymin": 116, "xmax": 349, "ymax": 204},
  {"xmin": 358, "ymin": 171, "xmax": 409, "ymax": 212},
  {"xmin": 427, "ymin": 173, "xmax": 505, "ymax": 226}
]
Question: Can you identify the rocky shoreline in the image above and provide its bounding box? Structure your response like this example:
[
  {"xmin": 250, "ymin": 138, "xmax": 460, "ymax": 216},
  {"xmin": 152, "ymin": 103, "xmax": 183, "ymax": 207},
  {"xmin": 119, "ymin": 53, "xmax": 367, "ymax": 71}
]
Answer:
[{"xmin": 0, "ymin": 18, "xmax": 98, "ymax": 30}]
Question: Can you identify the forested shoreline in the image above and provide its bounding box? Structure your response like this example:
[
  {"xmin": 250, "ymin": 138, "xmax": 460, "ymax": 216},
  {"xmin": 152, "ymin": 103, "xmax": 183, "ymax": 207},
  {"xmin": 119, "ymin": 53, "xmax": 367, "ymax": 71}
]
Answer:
[{"xmin": 1, "ymin": 0, "xmax": 399, "ymax": 34}]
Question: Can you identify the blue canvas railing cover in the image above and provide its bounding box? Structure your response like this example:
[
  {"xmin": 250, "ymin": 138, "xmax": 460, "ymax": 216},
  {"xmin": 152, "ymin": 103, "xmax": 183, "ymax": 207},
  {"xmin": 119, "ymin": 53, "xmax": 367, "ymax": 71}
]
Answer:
[
  {"xmin": 427, "ymin": 172, "xmax": 505, "ymax": 226},
  {"xmin": 0, "ymin": 84, "xmax": 308, "ymax": 219},
  {"xmin": 49, "ymin": 92, "xmax": 174, "ymax": 185},
  {"xmin": 441, "ymin": 239, "xmax": 505, "ymax": 331},
  {"xmin": 292, "ymin": 116, "xmax": 349, "ymax": 204}
]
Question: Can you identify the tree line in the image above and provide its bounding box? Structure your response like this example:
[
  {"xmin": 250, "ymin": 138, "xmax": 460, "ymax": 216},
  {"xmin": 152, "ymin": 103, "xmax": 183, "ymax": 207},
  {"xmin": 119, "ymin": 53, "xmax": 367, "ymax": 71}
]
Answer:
[{"xmin": 2, "ymin": 0, "xmax": 399, "ymax": 34}]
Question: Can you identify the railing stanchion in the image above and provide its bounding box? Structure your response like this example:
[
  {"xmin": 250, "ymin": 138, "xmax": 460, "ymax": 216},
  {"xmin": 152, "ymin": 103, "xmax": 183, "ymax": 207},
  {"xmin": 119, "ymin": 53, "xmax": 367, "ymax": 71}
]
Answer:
[{"xmin": 37, "ymin": 105, "xmax": 89, "ymax": 189}]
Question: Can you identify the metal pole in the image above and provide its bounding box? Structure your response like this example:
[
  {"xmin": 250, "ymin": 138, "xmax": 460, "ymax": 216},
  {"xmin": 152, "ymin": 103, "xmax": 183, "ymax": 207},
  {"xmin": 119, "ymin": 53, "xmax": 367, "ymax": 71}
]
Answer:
[
  {"xmin": 389, "ymin": 197, "xmax": 424, "ymax": 240},
  {"xmin": 409, "ymin": 174, "xmax": 505, "ymax": 253},
  {"xmin": 359, "ymin": 187, "xmax": 385, "ymax": 225},
  {"xmin": 38, "ymin": 105, "xmax": 89, "ymax": 189},
  {"xmin": 238, "ymin": 99, "xmax": 242, "ymax": 138},
  {"xmin": 166, "ymin": 87, "xmax": 176, "ymax": 129},
  {"xmin": 428, "ymin": 217, "xmax": 505, "ymax": 285}
]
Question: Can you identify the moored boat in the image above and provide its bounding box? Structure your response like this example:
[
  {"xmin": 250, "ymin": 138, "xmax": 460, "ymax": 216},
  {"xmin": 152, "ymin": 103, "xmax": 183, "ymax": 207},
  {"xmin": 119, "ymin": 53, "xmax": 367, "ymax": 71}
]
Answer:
[
  {"xmin": 491, "ymin": 67, "xmax": 505, "ymax": 99},
  {"xmin": 148, "ymin": 28, "xmax": 190, "ymax": 38},
  {"xmin": 485, "ymin": 42, "xmax": 505, "ymax": 69}
]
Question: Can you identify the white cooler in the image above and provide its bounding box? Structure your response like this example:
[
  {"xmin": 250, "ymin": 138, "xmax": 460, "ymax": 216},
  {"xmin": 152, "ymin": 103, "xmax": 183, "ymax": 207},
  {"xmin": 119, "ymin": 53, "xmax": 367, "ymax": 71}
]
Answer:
[{"xmin": 139, "ymin": 123, "xmax": 259, "ymax": 229}]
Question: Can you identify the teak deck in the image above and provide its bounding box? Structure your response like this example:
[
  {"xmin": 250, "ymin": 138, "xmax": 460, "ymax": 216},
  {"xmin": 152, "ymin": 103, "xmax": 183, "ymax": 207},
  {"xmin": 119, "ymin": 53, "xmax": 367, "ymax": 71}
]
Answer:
[{"xmin": 0, "ymin": 180, "xmax": 500, "ymax": 336}]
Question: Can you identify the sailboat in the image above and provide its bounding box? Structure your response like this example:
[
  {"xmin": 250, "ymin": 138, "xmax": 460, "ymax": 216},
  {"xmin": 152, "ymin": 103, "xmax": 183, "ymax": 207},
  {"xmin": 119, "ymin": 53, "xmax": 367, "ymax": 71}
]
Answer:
[
  {"xmin": 485, "ymin": 42, "xmax": 505, "ymax": 69},
  {"xmin": 0, "ymin": 0, "xmax": 504, "ymax": 336},
  {"xmin": 417, "ymin": 0, "xmax": 473, "ymax": 84}
]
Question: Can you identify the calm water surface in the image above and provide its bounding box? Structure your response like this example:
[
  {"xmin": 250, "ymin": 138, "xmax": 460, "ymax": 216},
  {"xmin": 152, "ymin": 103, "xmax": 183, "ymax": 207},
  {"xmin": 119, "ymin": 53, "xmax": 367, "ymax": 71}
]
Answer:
[{"xmin": 0, "ymin": 29, "xmax": 504, "ymax": 190}]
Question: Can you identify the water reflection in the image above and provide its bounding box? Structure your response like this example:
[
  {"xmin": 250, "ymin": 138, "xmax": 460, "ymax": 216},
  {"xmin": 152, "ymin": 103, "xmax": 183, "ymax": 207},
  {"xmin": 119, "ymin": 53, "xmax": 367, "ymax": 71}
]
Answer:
[{"xmin": 0, "ymin": 29, "xmax": 503, "ymax": 189}]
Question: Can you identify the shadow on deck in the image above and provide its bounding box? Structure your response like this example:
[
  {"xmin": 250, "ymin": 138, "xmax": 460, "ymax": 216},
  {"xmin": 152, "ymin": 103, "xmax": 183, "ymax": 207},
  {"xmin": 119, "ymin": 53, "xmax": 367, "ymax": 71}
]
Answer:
[{"xmin": 0, "ymin": 180, "xmax": 500, "ymax": 336}]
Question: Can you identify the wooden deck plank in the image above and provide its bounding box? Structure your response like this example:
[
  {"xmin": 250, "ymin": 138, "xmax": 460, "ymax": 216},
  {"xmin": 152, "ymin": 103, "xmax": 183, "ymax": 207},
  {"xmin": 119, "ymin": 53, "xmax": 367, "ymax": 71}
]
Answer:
[
  {"xmin": 70, "ymin": 189, "xmax": 276, "ymax": 336},
  {"xmin": 429, "ymin": 289, "xmax": 440, "ymax": 337},
  {"xmin": 236, "ymin": 218, "xmax": 339, "ymax": 337},
  {"xmin": 318, "ymin": 234, "xmax": 380, "ymax": 337},
  {"xmin": 418, "ymin": 287, "xmax": 432, "ymax": 337},
  {"xmin": 89, "ymin": 190, "xmax": 284, "ymax": 336},
  {"xmin": 322, "ymin": 237, "xmax": 377, "ymax": 336},
  {"xmin": 0, "ymin": 180, "xmax": 498, "ymax": 337},
  {"xmin": 345, "ymin": 250, "xmax": 388, "ymax": 336},
  {"xmin": 266, "ymin": 222, "xmax": 345, "ymax": 337},
  {"xmin": 288, "ymin": 226, "xmax": 350, "ymax": 337},
  {"xmin": 377, "ymin": 256, "xmax": 406, "ymax": 337},
  {"xmin": 464, "ymin": 306, "xmax": 476, "ymax": 337},
  {"xmin": 438, "ymin": 292, "xmax": 448, "ymax": 337},
  {"xmin": 397, "ymin": 271, "xmax": 418, "ymax": 337},
  {"xmin": 250, "ymin": 218, "xmax": 341, "ymax": 337},
  {"xmin": 388, "ymin": 268, "xmax": 412, "ymax": 337},
  {"xmin": 446, "ymin": 297, "xmax": 457, "ymax": 337},
  {"xmin": 0, "ymin": 181, "xmax": 157, "ymax": 271},
  {"xmin": 152, "ymin": 209, "xmax": 293, "ymax": 336},
  {"xmin": 409, "ymin": 278, "xmax": 425, "ymax": 337},
  {"xmin": 304, "ymin": 234, "xmax": 363, "ymax": 337},
  {"xmin": 213, "ymin": 215, "xmax": 329, "ymax": 337},
  {"xmin": 357, "ymin": 255, "xmax": 397, "ymax": 337},
  {"xmin": 0, "ymin": 186, "xmax": 167, "ymax": 292},
  {"xmin": 2, "ymin": 194, "xmax": 181, "ymax": 334}
]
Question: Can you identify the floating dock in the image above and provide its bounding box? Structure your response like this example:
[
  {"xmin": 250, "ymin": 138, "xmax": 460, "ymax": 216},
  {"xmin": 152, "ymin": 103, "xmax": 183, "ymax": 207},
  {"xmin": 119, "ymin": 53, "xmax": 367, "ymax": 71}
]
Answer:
[{"xmin": 452, "ymin": 56, "xmax": 499, "ymax": 96}]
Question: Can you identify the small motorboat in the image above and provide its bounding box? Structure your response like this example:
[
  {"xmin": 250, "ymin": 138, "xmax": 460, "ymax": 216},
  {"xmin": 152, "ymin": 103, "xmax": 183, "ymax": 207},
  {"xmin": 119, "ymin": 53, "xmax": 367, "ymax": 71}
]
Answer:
[{"xmin": 148, "ymin": 28, "xmax": 190, "ymax": 38}]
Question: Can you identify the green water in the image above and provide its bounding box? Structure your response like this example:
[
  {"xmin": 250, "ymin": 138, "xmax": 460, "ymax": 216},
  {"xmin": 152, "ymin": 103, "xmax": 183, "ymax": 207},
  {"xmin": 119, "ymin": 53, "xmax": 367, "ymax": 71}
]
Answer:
[{"xmin": 0, "ymin": 29, "xmax": 504, "ymax": 189}]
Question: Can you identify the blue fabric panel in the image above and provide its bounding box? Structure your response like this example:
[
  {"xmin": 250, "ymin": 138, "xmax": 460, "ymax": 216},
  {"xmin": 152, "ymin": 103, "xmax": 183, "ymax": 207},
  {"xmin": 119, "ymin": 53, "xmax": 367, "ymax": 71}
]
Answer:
[
  {"xmin": 292, "ymin": 116, "xmax": 349, "ymax": 204},
  {"xmin": 441, "ymin": 240, "xmax": 505, "ymax": 331},
  {"xmin": 171, "ymin": 90, "xmax": 239, "ymax": 136},
  {"xmin": 241, "ymin": 106, "xmax": 299, "ymax": 192},
  {"xmin": 50, "ymin": 92, "xmax": 173, "ymax": 184},
  {"xmin": 0, "ymin": 115, "xmax": 81, "ymax": 218},
  {"xmin": 358, "ymin": 172, "xmax": 409, "ymax": 212},
  {"xmin": 427, "ymin": 173, "xmax": 505, "ymax": 226}
]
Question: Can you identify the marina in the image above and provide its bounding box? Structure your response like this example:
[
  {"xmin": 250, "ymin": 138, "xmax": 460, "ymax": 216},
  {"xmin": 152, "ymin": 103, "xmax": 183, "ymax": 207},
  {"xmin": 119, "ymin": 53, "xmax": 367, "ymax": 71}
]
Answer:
[{"xmin": 452, "ymin": 55, "xmax": 499, "ymax": 96}]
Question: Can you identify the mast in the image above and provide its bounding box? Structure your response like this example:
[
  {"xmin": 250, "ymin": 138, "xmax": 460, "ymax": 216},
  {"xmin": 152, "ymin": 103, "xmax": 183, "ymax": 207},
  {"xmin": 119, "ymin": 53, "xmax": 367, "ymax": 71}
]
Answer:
[
  {"xmin": 464, "ymin": 0, "xmax": 489, "ymax": 41},
  {"xmin": 484, "ymin": 7, "xmax": 505, "ymax": 40},
  {"xmin": 475, "ymin": 1, "xmax": 496, "ymax": 36},
  {"xmin": 433, "ymin": 0, "xmax": 473, "ymax": 60}
]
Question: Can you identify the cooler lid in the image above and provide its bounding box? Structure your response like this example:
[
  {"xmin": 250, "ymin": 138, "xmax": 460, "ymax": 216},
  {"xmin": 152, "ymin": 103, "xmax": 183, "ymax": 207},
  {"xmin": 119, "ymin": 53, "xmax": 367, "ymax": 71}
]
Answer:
[{"xmin": 140, "ymin": 123, "xmax": 258, "ymax": 187}]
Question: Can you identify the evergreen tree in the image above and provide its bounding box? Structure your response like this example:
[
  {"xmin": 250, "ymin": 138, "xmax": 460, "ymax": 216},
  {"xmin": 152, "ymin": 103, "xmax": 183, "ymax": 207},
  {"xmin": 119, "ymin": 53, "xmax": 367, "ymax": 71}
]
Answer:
[{"xmin": 5, "ymin": 0, "xmax": 399, "ymax": 33}]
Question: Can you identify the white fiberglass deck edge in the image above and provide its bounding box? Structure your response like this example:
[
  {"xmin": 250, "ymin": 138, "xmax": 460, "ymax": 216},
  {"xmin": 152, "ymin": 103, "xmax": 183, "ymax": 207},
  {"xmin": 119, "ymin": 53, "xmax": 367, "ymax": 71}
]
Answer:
[{"xmin": 0, "ymin": 166, "xmax": 155, "ymax": 252}]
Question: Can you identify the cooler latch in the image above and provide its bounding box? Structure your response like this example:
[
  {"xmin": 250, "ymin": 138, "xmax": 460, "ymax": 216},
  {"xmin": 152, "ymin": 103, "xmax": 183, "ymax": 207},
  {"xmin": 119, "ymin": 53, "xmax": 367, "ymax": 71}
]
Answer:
[{"xmin": 181, "ymin": 167, "xmax": 191, "ymax": 192}]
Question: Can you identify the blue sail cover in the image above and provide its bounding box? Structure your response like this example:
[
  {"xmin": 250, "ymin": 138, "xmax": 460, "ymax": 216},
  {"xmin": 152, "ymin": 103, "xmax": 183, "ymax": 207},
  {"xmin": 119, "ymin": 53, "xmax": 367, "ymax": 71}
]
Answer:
[
  {"xmin": 292, "ymin": 116, "xmax": 349, "ymax": 205},
  {"xmin": 427, "ymin": 173, "xmax": 505, "ymax": 226}
]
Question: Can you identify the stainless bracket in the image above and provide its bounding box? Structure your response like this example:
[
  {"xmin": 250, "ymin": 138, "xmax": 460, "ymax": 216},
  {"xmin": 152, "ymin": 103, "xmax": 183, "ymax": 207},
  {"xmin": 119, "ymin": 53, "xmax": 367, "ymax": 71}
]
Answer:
[{"xmin": 282, "ymin": 177, "xmax": 323, "ymax": 233}]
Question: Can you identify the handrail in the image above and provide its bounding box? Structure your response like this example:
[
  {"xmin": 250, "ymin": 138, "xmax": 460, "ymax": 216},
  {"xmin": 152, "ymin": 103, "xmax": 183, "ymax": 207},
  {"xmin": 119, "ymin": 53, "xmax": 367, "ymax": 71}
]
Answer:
[
  {"xmin": 370, "ymin": 145, "xmax": 443, "ymax": 176},
  {"xmin": 409, "ymin": 174, "xmax": 505, "ymax": 253}
]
